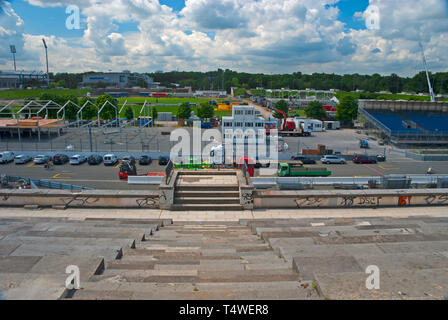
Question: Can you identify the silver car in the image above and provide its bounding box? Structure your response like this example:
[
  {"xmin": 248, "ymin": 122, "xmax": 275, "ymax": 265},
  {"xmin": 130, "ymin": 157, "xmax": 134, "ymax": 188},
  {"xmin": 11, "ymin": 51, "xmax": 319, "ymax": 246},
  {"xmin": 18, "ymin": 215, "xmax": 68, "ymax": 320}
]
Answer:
[
  {"xmin": 14, "ymin": 155, "xmax": 32, "ymax": 164},
  {"xmin": 321, "ymin": 155, "xmax": 347, "ymax": 164},
  {"xmin": 34, "ymin": 155, "xmax": 50, "ymax": 164}
]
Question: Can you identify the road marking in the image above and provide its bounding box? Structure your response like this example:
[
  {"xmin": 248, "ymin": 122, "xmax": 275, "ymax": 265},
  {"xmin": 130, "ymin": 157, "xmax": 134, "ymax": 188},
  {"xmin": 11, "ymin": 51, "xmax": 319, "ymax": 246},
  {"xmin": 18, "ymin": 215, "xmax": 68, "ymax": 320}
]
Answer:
[
  {"xmin": 52, "ymin": 173, "xmax": 60, "ymax": 179},
  {"xmin": 114, "ymin": 163, "xmax": 121, "ymax": 168},
  {"xmin": 363, "ymin": 164, "xmax": 384, "ymax": 176},
  {"xmin": 378, "ymin": 164, "xmax": 399, "ymax": 170},
  {"xmin": 27, "ymin": 163, "xmax": 35, "ymax": 168}
]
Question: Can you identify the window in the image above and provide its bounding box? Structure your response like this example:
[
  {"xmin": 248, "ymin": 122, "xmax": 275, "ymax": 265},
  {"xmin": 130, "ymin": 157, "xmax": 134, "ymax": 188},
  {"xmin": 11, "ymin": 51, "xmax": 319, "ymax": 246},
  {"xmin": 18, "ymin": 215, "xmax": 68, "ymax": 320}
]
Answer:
[
  {"xmin": 245, "ymin": 123, "xmax": 253, "ymax": 127},
  {"xmin": 235, "ymin": 122, "xmax": 243, "ymax": 127},
  {"xmin": 223, "ymin": 122, "xmax": 232, "ymax": 127}
]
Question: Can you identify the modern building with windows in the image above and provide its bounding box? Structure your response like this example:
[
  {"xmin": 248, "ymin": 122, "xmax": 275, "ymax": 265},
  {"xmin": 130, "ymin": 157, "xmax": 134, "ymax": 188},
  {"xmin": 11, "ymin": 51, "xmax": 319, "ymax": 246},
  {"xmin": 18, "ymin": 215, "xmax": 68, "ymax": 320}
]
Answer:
[
  {"xmin": 222, "ymin": 105, "xmax": 266, "ymax": 143},
  {"xmin": 81, "ymin": 71, "xmax": 157, "ymax": 89},
  {"xmin": 0, "ymin": 70, "xmax": 47, "ymax": 89}
]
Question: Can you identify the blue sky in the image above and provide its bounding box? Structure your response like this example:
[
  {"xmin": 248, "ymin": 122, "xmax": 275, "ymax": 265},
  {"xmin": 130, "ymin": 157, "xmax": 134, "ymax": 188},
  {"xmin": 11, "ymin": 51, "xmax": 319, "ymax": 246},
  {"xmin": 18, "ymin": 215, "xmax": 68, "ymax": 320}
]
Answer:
[
  {"xmin": 10, "ymin": 0, "xmax": 370, "ymax": 38},
  {"xmin": 1, "ymin": 0, "xmax": 447, "ymax": 75}
]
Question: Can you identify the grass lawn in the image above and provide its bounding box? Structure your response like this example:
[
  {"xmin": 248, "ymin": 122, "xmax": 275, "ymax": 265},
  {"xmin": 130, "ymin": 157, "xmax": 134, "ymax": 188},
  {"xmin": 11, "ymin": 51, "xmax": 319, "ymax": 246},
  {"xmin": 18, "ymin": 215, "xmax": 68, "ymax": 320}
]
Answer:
[{"xmin": 0, "ymin": 89, "xmax": 89, "ymax": 100}]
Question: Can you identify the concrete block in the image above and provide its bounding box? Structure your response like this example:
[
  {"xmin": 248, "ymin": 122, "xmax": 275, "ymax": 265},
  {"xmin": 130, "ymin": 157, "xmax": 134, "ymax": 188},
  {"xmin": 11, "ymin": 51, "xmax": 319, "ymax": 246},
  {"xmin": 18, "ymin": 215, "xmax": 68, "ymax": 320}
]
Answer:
[{"xmin": 293, "ymin": 256, "xmax": 362, "ymax": 280}]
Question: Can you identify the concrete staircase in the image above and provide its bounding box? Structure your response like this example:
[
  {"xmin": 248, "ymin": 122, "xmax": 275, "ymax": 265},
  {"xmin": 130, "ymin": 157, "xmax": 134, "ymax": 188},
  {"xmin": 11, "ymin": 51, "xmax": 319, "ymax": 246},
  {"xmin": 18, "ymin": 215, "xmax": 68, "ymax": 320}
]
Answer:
[
  {"xmin": 68, "ymin": 222, "xmax": 319, "ymax": 300},
  {"xmin": 172, "ymin": 171, "xmax": 242, "ymax": 211}
]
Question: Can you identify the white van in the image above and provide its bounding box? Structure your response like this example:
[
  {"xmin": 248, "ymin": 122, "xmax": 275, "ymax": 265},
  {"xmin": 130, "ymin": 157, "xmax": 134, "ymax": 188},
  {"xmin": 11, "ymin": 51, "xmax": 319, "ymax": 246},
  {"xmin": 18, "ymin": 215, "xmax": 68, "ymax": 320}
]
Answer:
[
  {"xmin": 0, "ymin": 152, "xmax": 15, "ymax": 164},
  {"xmin": 103, "ymin": 154, "xmax": 118, "ymax": 166}
]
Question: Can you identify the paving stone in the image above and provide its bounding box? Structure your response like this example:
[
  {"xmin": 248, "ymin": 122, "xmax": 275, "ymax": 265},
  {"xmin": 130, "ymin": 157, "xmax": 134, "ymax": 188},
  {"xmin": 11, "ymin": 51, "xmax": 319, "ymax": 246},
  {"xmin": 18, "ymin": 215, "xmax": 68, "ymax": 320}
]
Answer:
[
  {"xmin": 354, "ymin": 252, "xmax": 448, "ymax": 271},
  {"xmin": 0, "ymin": 273, "xmax": 67, "ymax": 300},
  {"xmin": 377, "ymin": 241, "xmax": 448, "ymax": 254},
  {"xmin": 0, "ymin": 244, "xmax": 20, "ymax": 256},
  {"xmin": 29, "ymin": 256, "xmax": 105, "ymax": 282},
  {"xmin": 2, "ymin": 236, "xmax": 135, "ymax": 249},
  {"xmin": 0, "ymin": 256, "xmax": 42, "ymax": 273},
  {"xmin": 293, "ymin": 256, "xmax": 362, "ymax": 280},
  {"xmin": 10, "ymin": 244, "xmax": 123, "ymax": 262}
]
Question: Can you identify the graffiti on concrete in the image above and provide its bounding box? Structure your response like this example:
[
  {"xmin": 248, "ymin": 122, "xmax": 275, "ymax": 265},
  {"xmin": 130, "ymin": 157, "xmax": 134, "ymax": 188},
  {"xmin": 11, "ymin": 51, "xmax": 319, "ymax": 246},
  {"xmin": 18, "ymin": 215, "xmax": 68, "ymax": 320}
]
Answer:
[
  {"xmin": 357, "ymin": 196, "xmax": 382, "ymax": 206},
  {"xmin": 62, "ymin": 196, "xmax": 100, "ymax": 207},
  {"xmin": 339, "ymin": 196, "xmax": 356, "ymax": 207},
  {"xmin": 296, "ymin": 197, "xmax": 323, "ymax": 208},
  {"xmin": 136, "ymin": 196, "xmax": 160, "ymax": 208},
  {"xmin": 424, "ymin": 194, "xmax": 448, "ymax": 205},
  {"xmin": 398, "ymin": 196, "xmax": 412, "ymax": 207},
  {"xmin": 242, "ymin": 192, "xmax": 253, "ymax": 205}
]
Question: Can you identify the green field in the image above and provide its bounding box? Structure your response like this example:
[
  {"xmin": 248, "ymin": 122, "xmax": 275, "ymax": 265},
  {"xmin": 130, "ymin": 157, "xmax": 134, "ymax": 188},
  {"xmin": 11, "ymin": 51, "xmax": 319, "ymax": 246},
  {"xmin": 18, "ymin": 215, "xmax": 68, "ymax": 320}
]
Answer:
[
  {"xmin": 0, "ymin": 89, "xmax": 89, "ymax": 100},
  {"xmin": 117, "ymin": 97, "xmax": 235, "ymax": 105},
  {"xmin": 117, "ymin": 104, "xmax": 232, "ymax": 119}
]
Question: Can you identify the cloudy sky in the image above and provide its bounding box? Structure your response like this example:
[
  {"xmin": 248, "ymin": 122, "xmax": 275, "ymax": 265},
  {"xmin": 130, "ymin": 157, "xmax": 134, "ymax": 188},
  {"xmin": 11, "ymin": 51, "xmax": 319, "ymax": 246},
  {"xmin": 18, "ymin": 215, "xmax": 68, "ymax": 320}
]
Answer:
[{"xmin": 0, "ymin": 0, "xmax": 447, "ymax": 76}]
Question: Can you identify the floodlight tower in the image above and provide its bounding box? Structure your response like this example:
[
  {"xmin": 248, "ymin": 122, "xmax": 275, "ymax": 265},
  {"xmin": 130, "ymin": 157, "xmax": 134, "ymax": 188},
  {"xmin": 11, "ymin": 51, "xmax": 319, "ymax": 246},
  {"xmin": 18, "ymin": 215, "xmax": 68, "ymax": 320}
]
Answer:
[
  {"xmin": 419, "ymin": 42, "xmax": 435, "ymax": 102},
  {"xmin": 42, "ymin": 38, "xmax": 50, "ymax": 87},
  {"xmin": 10, "ymin": 45, "xmax": 17, "ymax": 71}
]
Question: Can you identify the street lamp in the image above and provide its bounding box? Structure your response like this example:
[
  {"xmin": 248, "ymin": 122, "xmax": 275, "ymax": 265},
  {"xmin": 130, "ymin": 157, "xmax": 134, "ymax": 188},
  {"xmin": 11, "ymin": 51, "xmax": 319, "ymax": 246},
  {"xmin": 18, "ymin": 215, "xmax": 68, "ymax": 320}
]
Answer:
[
  {"xmin": 42, "ymin": 38, "xmax": 50, "ymax": 87},
  {"xmin": 9, "ymin": 45, "xmax": 16, "ymax": 71}
]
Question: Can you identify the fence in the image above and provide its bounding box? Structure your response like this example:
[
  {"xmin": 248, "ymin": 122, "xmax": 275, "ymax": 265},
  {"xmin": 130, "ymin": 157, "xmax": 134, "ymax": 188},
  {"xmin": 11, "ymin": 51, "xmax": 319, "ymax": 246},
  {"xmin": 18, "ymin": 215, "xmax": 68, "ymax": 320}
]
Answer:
[{"xmin": 4, "ymin": 175, "xmax": 94, "ymax": 191}]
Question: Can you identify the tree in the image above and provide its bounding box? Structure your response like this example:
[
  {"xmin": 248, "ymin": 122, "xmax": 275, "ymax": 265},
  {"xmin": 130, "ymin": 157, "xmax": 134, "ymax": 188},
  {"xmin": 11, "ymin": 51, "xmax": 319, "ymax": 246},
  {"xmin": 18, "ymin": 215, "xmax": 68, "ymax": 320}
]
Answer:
[
  {"xmin": 125, "ymin": 106, "xmax": 134, "ymax": 120},
  {"xmin": 79, "ymin": 97, "xmax": 97, "ymax": 120},
  {"xmin": 304, "ymin": 101, "xmax": 327, "ymax": 120},
  {"xmin": 336, "ymin": 96, "xmax": 358, "ymax": 123},
  {"xmin": 151, "ymin": 106, "xmax": 158, "ymax": 121},
  {"xmin": 273, "ymin": 99, "xmax": 288, "ymax": 119},
  {"xmin": 95, "ymin": 94, "xmax": 117, "ymax": 120},
  {"xmin": 177, "ymin": 102, "xmax": 192, "ymax": 120},
  {"xmin": 198, "ymin": 103, "xmax": 214, "ymax": 119}
]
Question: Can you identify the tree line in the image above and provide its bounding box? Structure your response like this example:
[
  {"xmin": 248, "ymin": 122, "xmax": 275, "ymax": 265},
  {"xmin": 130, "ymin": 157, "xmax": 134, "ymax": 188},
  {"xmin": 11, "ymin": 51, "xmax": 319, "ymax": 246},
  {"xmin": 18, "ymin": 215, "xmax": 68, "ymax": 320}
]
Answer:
[{"xmin": 49, "ymin": 70, "xmax": 448, "ymax": 94}]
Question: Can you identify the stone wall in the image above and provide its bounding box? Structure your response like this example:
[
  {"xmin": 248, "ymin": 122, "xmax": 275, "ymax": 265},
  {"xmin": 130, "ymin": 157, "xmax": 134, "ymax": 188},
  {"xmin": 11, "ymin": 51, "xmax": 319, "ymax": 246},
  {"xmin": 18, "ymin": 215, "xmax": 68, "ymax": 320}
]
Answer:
[
  {"xmin": 254, "ymin": 189, "xmax": 448, "ymax": 209},
  {"xmin": 0, "ymin": 189, "xmax": 160, "ymax": 209}
]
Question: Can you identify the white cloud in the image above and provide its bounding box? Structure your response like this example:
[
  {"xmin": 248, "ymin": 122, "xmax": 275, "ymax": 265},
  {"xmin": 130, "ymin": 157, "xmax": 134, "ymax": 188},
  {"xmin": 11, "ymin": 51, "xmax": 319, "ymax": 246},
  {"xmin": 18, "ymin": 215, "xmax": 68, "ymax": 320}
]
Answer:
[{"xmin": 1, "ymin": 0, "xmax": 447, "ymax": 76}]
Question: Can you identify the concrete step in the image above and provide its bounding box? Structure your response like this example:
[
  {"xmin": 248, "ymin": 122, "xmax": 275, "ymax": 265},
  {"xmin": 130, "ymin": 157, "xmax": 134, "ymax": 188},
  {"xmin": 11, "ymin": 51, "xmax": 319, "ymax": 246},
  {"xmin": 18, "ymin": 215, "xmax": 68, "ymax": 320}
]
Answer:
[
  {"xmin": 68, "ymin": 280, "xmax": 320, "ymax": 299},
  {"xmin": 176, "ymin": 185, "xmax": 240, "ymax": 192},
  {"xmin": 93, "ymin": 268, "xmax": 300, "ymax": 283},
  {"xmin": 174, "ymin": 197, "xmax": 240, "ymax": 204},
  {"xmin": 175, "ymin": 191, "xmax": 240, "ymax": 198},
  {"xmin": 171, "ymin": 204, "xmax": 242, "ymax": 211}
]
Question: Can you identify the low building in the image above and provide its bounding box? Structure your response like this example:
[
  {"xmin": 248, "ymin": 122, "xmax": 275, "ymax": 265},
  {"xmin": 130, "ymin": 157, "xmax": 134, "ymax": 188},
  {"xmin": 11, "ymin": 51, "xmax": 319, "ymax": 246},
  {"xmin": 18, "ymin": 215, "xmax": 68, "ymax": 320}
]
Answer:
[
  {"xmin": 222, "ymin": 105, "xmax": 266, "ymax": 143},
  {"xmin": 0, "ymin": 70, "xmax": 47, "ymax": 89},
  {"xmin": 81, "ymin": 71, "xmax": 157, "ymax": 89},
  {"xmin": 194, "ymin": 90, "xmax": 227, "ymax": 98}
]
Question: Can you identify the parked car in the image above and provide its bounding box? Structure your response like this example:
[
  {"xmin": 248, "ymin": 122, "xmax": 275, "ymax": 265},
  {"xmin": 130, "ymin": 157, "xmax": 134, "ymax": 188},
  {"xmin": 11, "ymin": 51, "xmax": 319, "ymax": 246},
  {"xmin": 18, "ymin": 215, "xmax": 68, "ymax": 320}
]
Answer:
[
  {"xmin": 14, "ymin": 154, "xmax": 32, "ymax": 164},
  {"xmin": 34, "ymin": 155, "xmax": 50, "ymax": 164},
  {"xmin": 353, "ymin": 155, "xmax": 377, "ymax": 164},
  {"xmin": 376, "ymin": 154, "xmax": 386, "ymax": 162},
  {"xmin": 70, "ymin": 155, "xmax": 87, "ymax": 165},
  {"xmin": 139, "ymin": 155, "xmax": 152, "ymax": 165},
  {"xmin": 53, "ymin": 154, "xmax": 69, "ymax": 165},
  {"xmin": 103, "ymin": 154, "xmax": 118, "ymax": 166},
  {"xmin": 291, "ymin": 156, "xmax": 316, "ymax": 164},
  {"xmin": 321, "ymin": 155, "xmax": 347, "ymax": 164},
  {"xmin": 122, "ymin": 155, "xmax": 135, "ymax": 162},
  {"xmin": 158, "ymin": 156, "xmax": 169, "ymax": 166},
  {"xmin": 88, "ymin": 154, "xmax": 103, "ymax": 165},
  {"xmin": 0, "ymin": 151, "xmax": 15, "ymax": 164}
]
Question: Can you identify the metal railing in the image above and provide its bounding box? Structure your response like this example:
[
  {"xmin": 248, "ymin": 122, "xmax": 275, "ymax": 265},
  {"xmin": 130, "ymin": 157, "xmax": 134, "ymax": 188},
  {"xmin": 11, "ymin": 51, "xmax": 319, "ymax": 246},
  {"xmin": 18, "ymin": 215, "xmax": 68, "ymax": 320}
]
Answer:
[
  {"xmin": 165, "ymin": 160, "xmax": 174, "ymax": 185},
  {"xmin": 4, "ymin": 175, "xmax": 94, "ymax": 191}
]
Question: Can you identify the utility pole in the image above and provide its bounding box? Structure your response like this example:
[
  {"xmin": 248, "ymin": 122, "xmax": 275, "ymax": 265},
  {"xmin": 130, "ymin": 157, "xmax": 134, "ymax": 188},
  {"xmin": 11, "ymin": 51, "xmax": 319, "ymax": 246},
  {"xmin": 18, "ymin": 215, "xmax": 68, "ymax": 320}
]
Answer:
[
  {"xmin": 10, "ymin": 45, "xmax": 16, "ymax": 71},
  {"xmin": 42, "ymin": 38, "xmax": 50, "ymax": 87}
]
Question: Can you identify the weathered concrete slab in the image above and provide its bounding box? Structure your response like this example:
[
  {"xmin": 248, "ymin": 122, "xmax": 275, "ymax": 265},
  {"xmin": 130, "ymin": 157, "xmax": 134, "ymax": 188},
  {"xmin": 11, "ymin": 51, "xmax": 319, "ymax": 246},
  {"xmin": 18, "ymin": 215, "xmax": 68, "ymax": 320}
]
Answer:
[
  {"xmin": 314, "ymin": 268, "xmax": 448, "ymax": 300},
  {"xmin": 0, "ymin": 273, "xmax": 67, "ymax": 300},
  {"xmin": 10, "ymin": 244, "xmax": 123, "ymax": 262},
  {"xmin": 29, "ymin": 256, "xmax": 105, "ymax": 282},
  {"xmin": 2, "ymin": 236, "xmax": 135, "ymax": 249},
  {"xmin": 0, "ymin": 256, "xmax": 42, "ymax": 273},
  {"xmin": 0, "ymin": 244, "xmax": 20, "ymax": 256},
  {"xmin": 377, "ymin": 241, "xmax": 448, "ymax": 254},
  {"xmin": 293, "ymin": 256, "xmax": 362, "ymax": 280},
  {"xmin": 355, "ymin": 252, "xmax": 448, "ymax": 271}
]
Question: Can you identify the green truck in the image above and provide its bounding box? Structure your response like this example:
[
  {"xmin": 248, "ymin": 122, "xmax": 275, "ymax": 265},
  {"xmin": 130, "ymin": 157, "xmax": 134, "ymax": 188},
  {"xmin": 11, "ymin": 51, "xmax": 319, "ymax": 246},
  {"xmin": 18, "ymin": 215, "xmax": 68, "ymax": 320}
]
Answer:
[
  {"xmin": 278, "ymin": 162, "xmax": 332, "ymax": 177},
  {"xmin": 174, "ymin": 158, "xmax": 212, "ymax": 170}
]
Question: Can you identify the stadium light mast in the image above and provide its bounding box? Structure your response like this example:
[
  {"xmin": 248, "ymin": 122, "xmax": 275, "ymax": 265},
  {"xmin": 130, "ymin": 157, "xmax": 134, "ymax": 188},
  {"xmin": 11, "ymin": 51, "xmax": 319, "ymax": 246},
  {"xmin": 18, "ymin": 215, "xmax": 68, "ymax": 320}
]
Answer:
[
  {"xmin": 42, "ymin": 38, "xmax": 50, "ymax": 87},
  {"xmin": 419, "ymin": 42, "xmax": 435, "ymax": 102},
  {"xmin": 10, "ymin": 45, "xmax": 17, "ymax": 71}
]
